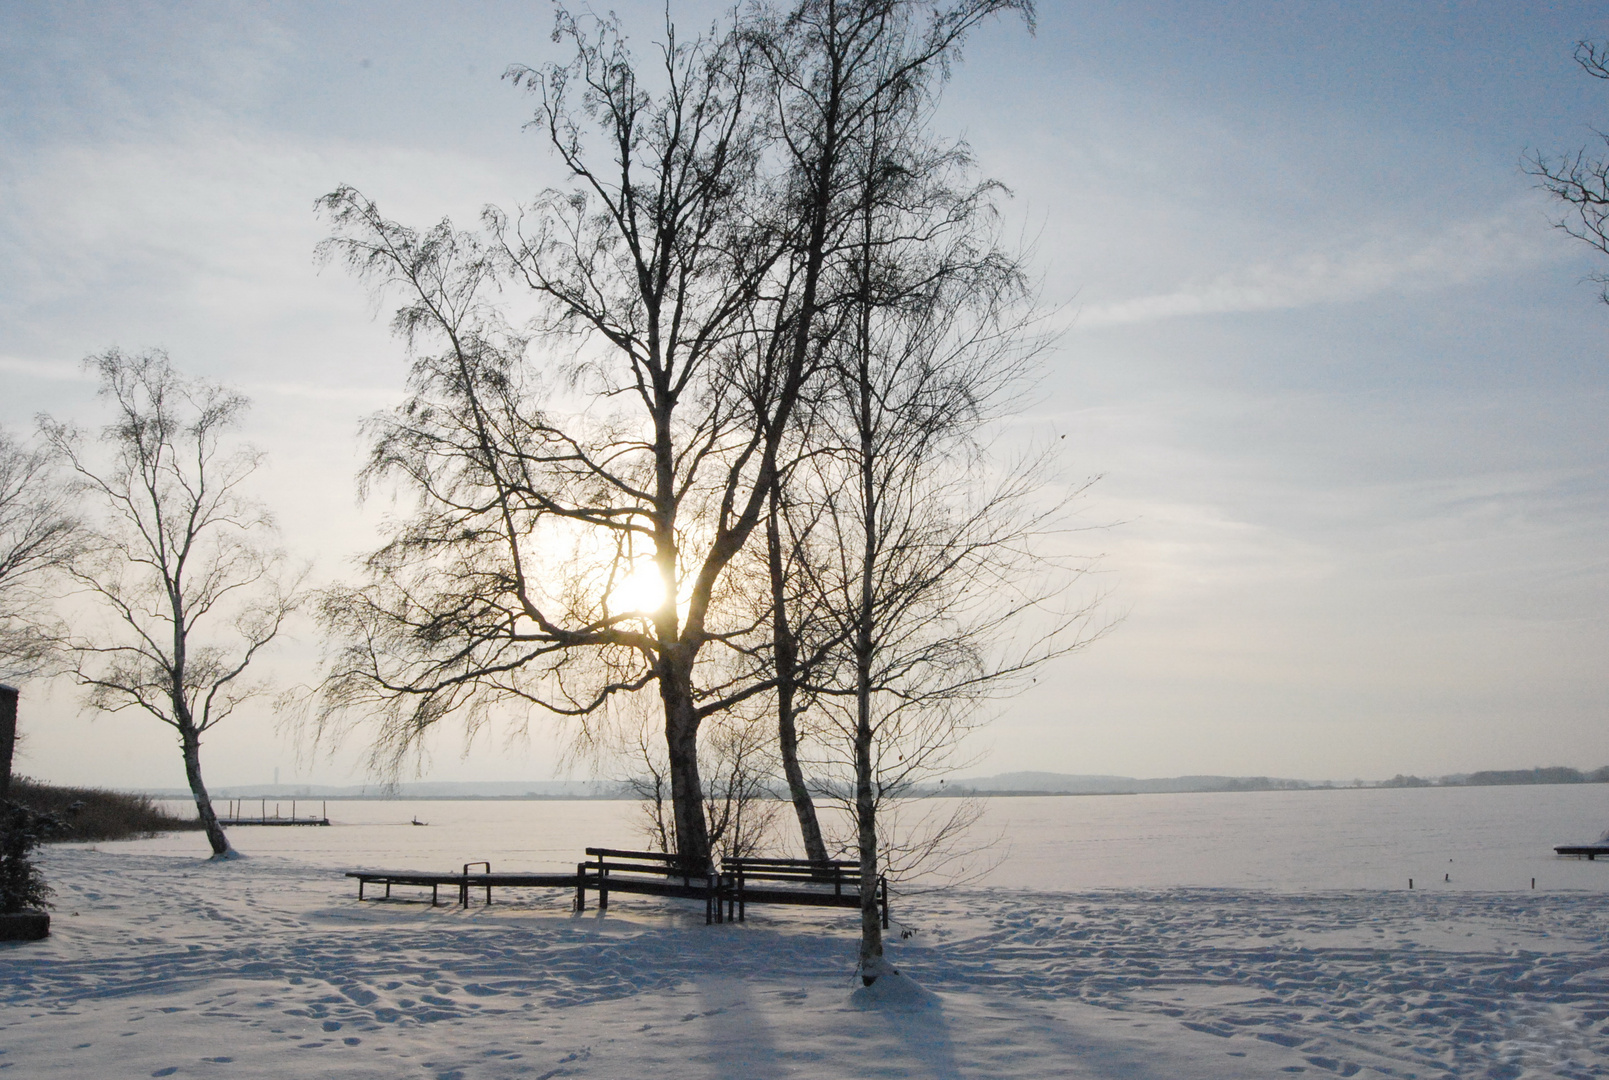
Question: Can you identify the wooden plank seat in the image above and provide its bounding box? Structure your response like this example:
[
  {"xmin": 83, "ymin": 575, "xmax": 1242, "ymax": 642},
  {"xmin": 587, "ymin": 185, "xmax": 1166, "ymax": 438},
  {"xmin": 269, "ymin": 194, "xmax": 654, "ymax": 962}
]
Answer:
[
  {"xmin": 580, "ymin": 847, "xmax": 724, "ymax": 924},
  {"xmin": 347, "ymin": 869, "xmax": 459, "ymax": 906},
  {"xmin": 347, "ymin": 864, "xmax": 581, "ymax": 907},
  {"xmin": 720, "ymin": 856, "xmax": 888, "ymax": 928}
]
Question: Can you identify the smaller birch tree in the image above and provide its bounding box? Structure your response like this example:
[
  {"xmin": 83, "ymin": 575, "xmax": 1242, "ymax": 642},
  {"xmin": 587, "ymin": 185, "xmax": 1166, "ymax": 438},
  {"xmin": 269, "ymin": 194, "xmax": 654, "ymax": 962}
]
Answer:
[
  {"xmin": 789, "ymin": 32, "xmax": 1093, "ymax": 979},
  {"xmin": 43, "ymin": 351, "xmax": 301, "ymax": 858}
]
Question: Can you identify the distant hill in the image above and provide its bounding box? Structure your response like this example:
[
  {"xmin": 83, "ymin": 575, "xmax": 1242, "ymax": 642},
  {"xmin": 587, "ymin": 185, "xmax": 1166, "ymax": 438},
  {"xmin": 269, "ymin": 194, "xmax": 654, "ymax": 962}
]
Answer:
[
  {"xmin": 946, "ymin": 772, "xmax": 1321, "ymax": 795},
  {"xmin": 1396, "ymin": 767, "xmax": 1609, "ymax": 788},
  {"xmin": 952, "ymin": 768, "xmax": 1609, "ymax": 795}
]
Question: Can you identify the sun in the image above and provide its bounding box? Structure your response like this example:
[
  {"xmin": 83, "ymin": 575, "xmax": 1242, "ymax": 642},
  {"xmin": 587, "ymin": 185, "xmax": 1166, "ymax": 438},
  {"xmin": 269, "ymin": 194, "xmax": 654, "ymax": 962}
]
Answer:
[{"xmin": 609, "ymin": 563, "xmax": 667, "ymax": 616}]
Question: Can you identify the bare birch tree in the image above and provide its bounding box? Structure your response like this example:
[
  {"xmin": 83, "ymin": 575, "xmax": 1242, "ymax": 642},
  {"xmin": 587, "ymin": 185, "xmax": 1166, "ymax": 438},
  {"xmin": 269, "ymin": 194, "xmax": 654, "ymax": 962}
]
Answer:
[
  {"xmin": 812, "ymin": 219, "xmax": 1090, "ymax": 986},
  {"xmin": 313, "ymin": 0, "xmax": 1022, "ymax": 872},
  {"xmin": 42, "ymin": 351, "xmax": 301, "ymax": 858},
  {"xmin": 0, "ymin": 429, "xmax": 79, "ymax": 681},
  {"xmin": 314, "ymin": 12, "xmax": 793, "ymax": 872},
  {"xmin": 1528, "ymin": 40, "xmax": 1609, "ymax": 301},
  {"xmin": 773, "ymin": 6, "xmax": 1098, "ymax": 981}
]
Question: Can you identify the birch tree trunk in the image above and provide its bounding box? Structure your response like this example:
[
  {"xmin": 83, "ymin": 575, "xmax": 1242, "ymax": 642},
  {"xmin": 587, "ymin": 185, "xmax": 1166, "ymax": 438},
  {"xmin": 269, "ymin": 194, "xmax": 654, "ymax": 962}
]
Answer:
[
  {"xmin": 854, "ymin": 678, "xmax": 885, "ymax": 981},
  {"xmin": 769, "ymin": 488, "xmax": 830, "ymax": 865},
  {"xmin": 855, "ymin": 352, "xmax": 886, "ymax": 982},
  {"xmin": 659, "ymin": 652, "xmax": 713, "ymax": 871},
  {"xmin": 0, "ymin": 685, "xmax": 15, "ymax": 801},
  {"xmin": 180, "ymin": 724, "xmax": 231, "ymax": 858}
]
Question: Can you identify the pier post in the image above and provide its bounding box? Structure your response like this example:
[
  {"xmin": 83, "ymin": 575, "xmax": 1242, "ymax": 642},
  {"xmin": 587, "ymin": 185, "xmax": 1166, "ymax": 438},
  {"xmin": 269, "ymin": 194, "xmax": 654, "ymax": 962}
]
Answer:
[{"xmin": 0, "ymin": 684, "xmax": 17, "ymax": 800}]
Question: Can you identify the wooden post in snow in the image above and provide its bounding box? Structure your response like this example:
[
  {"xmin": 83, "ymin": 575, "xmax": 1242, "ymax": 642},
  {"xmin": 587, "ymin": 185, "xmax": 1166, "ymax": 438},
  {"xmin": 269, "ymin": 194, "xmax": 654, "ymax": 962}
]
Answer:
[{"xmin": 0, "ymin": 684, "xmax": 17, "ymax": 800}]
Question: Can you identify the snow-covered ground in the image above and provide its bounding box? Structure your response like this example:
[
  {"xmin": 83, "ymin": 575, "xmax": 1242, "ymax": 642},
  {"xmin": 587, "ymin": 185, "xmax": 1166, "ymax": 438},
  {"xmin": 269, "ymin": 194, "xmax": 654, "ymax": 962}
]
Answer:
[{"xmin": 5, "ymin": 788, "xmax": 1609, "ymax": 1078}]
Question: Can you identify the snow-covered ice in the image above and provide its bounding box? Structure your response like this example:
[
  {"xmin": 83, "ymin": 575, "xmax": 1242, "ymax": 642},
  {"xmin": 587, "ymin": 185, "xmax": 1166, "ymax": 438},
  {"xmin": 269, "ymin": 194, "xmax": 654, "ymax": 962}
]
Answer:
[{"xmin": 4, "ymin": 788, "xmax": 1609, "ymax": 1078}]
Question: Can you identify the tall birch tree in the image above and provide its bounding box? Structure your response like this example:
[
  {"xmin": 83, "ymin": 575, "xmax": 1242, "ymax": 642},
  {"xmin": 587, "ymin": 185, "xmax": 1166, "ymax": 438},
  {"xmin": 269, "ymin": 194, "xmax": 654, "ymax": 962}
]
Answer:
[{"xmin": 314, "ymin": 0, "xmax": 1026, "ymax": 872}]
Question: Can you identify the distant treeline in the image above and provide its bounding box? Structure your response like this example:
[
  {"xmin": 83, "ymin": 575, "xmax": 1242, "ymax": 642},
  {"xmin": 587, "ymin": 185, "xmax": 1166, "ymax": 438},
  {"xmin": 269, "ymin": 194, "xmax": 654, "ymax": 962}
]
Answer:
[{"xmin": 1381, "ymin": 767, "xmax": 1609, "ymax": 789}]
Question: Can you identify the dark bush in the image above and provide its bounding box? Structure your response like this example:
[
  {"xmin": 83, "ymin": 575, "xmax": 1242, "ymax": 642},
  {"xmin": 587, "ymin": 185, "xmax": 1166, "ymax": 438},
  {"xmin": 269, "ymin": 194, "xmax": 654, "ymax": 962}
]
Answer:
[
  {"xmin": 7, "ymin": 777, "xmax": 203, "ymax": 842},
  {"xmin": 0, "ymin": 801, "xmax": 57, "ymax": 913}
]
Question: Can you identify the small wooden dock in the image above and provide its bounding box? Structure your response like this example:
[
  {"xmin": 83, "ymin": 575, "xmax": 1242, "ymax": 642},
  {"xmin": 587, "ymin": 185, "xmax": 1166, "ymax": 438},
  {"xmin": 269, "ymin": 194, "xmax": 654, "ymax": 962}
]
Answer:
[
  {"xmin": 1554, "ymin": 844, "xmax": 1609, "ymax": 860},
  {"xmin": 217, "ymin": 799, "xmax": 330, "ymax": 827}
]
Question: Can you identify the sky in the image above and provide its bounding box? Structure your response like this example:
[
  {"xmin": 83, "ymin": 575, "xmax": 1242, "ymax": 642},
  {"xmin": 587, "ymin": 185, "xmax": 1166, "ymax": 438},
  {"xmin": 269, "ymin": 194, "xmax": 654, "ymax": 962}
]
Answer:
[{"xmin": 2, "ymin": 1, "xmax": 1607, "ymax": 790}]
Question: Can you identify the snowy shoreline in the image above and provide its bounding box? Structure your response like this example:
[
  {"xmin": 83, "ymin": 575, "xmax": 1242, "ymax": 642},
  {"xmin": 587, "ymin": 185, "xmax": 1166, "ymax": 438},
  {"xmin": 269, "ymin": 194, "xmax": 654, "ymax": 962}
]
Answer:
[{"xmin": 3, "ymin": 846, "xmax": 1605, "ymax": 1079}]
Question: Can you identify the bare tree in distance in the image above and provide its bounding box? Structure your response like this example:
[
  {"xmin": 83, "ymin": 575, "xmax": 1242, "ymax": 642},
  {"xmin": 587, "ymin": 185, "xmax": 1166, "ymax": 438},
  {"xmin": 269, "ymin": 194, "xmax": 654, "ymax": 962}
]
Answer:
[
  {"xmin": 613, "ymin": 698, "xmax": 785, "ymax": 862},
  {"xmin": 0, "ymin": 429, "xmax": 79, "ymax": 682},
  {"xmin": 42, "ymin": 351, "xmax": 302, "ymax": 858},
  {"xmin": 312, "ymin": 0, "xmax": 1029, "ymax": 873},
  {"xmin": 1528, "ymin": 39, "xmax": 1609, "ymax": 301}
]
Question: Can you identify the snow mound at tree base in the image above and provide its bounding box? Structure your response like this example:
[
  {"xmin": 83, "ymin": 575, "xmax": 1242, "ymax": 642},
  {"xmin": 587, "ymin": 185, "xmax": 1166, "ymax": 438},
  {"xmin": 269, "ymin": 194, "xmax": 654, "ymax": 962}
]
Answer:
[{"xmin": 849, "ymin": 968, "xmax": 940, "ymax": 1010}]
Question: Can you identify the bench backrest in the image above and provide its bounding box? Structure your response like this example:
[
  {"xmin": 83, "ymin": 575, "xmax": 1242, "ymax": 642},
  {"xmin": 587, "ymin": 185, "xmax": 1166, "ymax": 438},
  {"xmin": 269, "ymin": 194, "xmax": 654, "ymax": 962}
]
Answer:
[
  {"xmin": 722, "ymin": 856, "xmax": 862, "ymax": 887},
  {"xmin": 584, "ymin": 846, "xmax": 712, "ymax": 879}
]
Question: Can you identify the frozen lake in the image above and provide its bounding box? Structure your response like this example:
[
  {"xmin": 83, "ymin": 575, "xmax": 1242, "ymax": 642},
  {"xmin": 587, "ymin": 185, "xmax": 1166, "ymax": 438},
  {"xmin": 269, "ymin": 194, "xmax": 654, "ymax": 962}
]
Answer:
[
  {"xmin": 25, "ymin": 783, "xmax": 1609, "ymax": 1077},
  {"xmin": 126, "ymin": 783, "xmax": 1609, "ymax": 894}
]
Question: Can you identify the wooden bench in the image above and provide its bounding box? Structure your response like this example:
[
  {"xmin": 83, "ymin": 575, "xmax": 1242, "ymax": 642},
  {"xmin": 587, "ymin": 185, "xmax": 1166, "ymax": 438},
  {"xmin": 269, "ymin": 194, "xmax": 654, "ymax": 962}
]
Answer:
[
  {"xmin": 344, "ymin": 850, "xmax": 888, "ymax": 928},
  {"xmin": 347, "ymin": 863, "xmax": 583, "ymax": 907},
  {"xmin": 580, "ymin": 848, "xmax": 724, "ymax": 924},
  {"xmin": 720, "ymin": 856, "xmax": 887, "ymax": 927}
]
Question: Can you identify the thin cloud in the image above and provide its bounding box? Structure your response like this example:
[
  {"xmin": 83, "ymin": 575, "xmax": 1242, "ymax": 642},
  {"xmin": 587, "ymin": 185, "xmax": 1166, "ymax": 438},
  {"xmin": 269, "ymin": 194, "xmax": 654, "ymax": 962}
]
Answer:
[
  {"xmin": 1074, "ymin": 211, "xmax": 1560, "ymax": 328},
  {"xmin": 0, "ymin": 354, "xmax": 91, "ymax": 382},
  {"xmin": 242, "ymin": 380, "xmax": 399, "ymax": 407}
]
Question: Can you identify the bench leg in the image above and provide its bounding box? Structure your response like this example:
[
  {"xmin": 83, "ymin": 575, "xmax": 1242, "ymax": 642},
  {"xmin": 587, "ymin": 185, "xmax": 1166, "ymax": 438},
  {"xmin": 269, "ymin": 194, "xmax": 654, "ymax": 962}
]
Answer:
[
  {"xmin": 357, "ymin": 880, "xmax": 364, "ymax": 901},
  {"xmin": 575, "ymin": 863, "xmax": 586, "ymax": 911},
  {"xmin": 431, "ymin": 883, "xmax": 438, "ymax": 906},
  {"xmin": 385, "ymin": 882, "xmax": 391, "ymax": 900}
]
